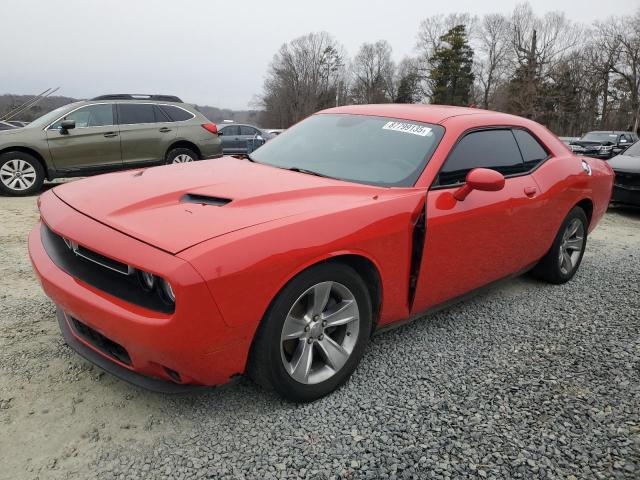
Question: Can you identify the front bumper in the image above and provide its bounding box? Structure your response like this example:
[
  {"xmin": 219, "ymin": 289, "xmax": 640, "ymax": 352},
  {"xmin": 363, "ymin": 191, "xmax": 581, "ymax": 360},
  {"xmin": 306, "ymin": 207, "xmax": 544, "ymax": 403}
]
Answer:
[
  {"xmin": 611, "ymin": 184, "xmax": 640, "ymax": 206},
  {"xmin": 29, "ymin": 191, "xmax": 252, "ymax": 389}
]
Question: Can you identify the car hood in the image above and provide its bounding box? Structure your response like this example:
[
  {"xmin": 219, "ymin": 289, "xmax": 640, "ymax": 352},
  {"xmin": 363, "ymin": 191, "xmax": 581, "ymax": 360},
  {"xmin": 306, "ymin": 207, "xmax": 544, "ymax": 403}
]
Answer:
[
  {"xmin": 53, "ymin": 157, "xmax": 384, "ymax": 254},
  {"xmin": 608, "ymin": 154, "xmax": 640, "ymax": 174},
  {"xmin": 570, "ymin": 140, "xmax": 611, "ymax": 148}
]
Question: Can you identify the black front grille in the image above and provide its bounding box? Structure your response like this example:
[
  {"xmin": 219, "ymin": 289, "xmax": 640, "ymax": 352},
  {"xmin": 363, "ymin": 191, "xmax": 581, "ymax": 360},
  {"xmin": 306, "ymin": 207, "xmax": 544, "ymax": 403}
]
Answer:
[
  {"xmin": 614, "ymin": 172, "xmax": 640, "ymax": 189},
  {"xmin": 41, "ymin": 223, "xmax": 174, "ymax": 314},
  {"xmin": 70, "ymin": 317, "xmax": 132, "ymax": 365}
]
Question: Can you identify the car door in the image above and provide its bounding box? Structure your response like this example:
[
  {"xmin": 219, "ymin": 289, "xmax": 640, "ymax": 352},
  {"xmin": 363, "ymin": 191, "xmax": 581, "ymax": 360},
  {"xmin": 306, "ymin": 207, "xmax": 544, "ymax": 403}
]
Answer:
[
  {"xmin": 46, "ymin": 103, "xmax": 121, "ymax": 171},
  {"xmin": 411, "ymin": 128, "xmax": 545, "ymax": 313},
  {"xmin": 239, "ymin": 125, "xmax": 262, "ymax": 152},
  {"xmin": 219, "ymin": 125, "xmax": 241, "ymax": 153},
  {"xmin": 117, "ymin": 103, "xmax": 177, "ymax": 165}
]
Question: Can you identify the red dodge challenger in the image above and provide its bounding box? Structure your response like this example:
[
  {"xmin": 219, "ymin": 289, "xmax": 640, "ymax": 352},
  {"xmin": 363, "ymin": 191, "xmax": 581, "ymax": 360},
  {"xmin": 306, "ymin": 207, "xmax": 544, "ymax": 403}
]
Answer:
[{"xmin": 29, "ymin": 105, "xmax": 613, "ymax": 401}]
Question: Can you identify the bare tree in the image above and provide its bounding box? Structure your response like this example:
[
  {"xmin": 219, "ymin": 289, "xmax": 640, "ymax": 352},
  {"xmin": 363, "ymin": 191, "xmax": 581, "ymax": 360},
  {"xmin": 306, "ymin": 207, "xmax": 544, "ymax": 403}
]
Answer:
[
  {"xmin": 349, "ymin": 40, "xmax": 395, "ymax": 104},
  {"xmin": 475, "ymin": 14, "xmax": 511, "ymax": 109},
  {"xmin": 605, "ymin": 11, "xmax": 640, "ymax": 131},
  {"xmin": 259, "ymin": 32, "xmax": 346, "ymax": 128}
]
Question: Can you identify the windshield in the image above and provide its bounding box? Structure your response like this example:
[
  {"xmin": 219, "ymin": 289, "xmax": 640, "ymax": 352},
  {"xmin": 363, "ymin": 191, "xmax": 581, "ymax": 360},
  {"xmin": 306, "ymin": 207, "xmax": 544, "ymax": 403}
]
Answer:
[
  {"xmin": 249, "ymin": 114, "xmax": 444, "ymax": 187},
  {"xmin": 623, "ymin": 141, "xmax": 640, "ymax": 157},
  {"xmin": 27, "ymin": 103, "xmax": 80, "ymax": 129},
  {"xmin": 580, "ymin": 132, "xmax": 619, "ymax": 143}
]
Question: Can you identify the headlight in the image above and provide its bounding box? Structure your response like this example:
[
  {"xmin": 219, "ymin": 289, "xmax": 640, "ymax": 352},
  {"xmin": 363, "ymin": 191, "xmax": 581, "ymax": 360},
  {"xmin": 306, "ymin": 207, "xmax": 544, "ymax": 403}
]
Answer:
[
  {"xmin": 138, "ymin": 270, "xmax": 156, "ymax": 291},
  {"xmin": 601, "ymin": 145, "xmax": 613, "ymax": 151},
  {"xmin": 160, "ymin": 279, "xmax": 175, "ymax": 304}
]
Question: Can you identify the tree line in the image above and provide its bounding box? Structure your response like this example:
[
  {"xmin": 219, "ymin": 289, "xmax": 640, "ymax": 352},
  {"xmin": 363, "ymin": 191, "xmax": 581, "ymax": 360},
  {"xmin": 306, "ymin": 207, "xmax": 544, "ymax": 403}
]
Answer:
[{"xmin": 258, "ymin": 2, "xmax": 640, "ymax": 136}]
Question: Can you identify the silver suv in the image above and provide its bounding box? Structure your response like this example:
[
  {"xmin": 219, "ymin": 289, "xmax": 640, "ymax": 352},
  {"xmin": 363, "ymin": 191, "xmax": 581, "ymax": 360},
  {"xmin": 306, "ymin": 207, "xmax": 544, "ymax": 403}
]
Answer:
[{"xmin": 0, "ymin": 94, "xmax": 222, "ymax": 196}]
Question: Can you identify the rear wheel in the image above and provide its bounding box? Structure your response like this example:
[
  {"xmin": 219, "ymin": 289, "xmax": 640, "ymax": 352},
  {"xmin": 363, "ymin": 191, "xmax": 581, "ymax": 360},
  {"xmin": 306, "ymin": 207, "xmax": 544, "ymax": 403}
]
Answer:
[
  {"xmin": 248, "ymin": 263, "xmax": 373, "ymax": 402},
  {"xmin": 166, "ymin": 148, "xmax": 197, "ymax": 164},
  {"xmin": 0, "ymin": 151, "xmax": 45, "ymax": 196},
  {"xmin": 531, "ymin": 207, "xmax": 588, "ymax": 284}
]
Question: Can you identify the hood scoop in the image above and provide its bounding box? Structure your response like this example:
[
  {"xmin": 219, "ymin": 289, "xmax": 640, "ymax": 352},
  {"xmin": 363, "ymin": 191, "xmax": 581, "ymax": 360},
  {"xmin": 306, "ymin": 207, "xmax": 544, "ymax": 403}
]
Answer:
[{"xmin": 180, "ymin": 193, "xmax": 232, "ymax": 207}]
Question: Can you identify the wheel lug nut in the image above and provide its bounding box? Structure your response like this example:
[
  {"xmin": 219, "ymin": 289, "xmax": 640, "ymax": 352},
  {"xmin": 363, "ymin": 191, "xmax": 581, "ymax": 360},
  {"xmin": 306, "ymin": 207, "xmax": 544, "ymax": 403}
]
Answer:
[
  {"xmin": 313, "ymin": 315, "xmax": 319, "ymax": 321},
  {"xmin": 322, "ymin": 321, "xmax": 327, "ymax": 327},
  {"xmin": 307, "ymin": 338, "xmax": 313, "ymax": 344},
  {"xmin": 304, "ymin": 326, "xmax": 310, "ymax": 332},
  {"xmin": 318, "ymin": 334, "xmax": 324, "ymax": 341}
]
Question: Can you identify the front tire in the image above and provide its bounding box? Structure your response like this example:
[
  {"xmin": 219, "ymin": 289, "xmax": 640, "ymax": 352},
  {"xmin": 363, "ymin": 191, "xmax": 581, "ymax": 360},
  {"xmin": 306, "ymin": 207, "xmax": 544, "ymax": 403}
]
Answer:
[
  {"xmin": 531, "ymin": 207, "xmax": 588, "ymax": 284},
  {"xmin": 0, "ymin": 151, "xmax": 45, "ymax": 196},
  {"xmin": 166, "ymin": 148, "xmax": 197, "ymax": 164},
  {"xmin": 248, "ymin": 263, "xmax": 373, "ymax": 402}
]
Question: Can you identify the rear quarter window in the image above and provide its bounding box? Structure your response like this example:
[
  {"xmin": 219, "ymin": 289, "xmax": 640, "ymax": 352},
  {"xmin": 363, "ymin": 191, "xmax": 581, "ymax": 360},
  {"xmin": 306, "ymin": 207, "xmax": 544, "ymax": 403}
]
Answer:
[
  {"xmin": 159, "ymin": 105, "xmax": 194, "ymax": 122},
  {"xmin": 513, "ymin": 129, "xmax": 548, "ymax": 169}
]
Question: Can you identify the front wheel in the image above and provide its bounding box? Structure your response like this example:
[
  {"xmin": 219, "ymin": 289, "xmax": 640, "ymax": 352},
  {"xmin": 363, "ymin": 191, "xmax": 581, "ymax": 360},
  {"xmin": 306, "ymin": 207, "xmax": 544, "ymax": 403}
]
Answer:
[
  {"xmin": 531, "ymin": 206, "xmax": 588, "ymax": 284},
  {"xmin": 248, "ymin": 263, "xmax": 373, "ymax": 402},
  {"xmin": 0, "ymin": 152, "xmax": 45, "ymax": 196}
]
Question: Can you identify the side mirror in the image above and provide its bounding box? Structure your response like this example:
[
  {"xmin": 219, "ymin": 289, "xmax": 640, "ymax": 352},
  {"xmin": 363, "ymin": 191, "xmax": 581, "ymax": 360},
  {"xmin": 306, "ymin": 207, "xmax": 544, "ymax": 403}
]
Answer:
[
  {"xmin": 217, "ymin": 130, "xmax": 223, "ymax": 136},
  {"xmin": 60, "ymin": 119, "xmax": 76, "ymax": 134},
  {"xmin": 453, "ymin": 168, "xmax": 505, "ymax": 201}
]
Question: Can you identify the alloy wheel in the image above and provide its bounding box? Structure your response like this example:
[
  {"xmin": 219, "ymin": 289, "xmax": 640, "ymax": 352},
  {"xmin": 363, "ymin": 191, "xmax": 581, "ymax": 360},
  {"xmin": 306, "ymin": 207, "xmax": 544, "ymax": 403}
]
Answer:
[
  {"xmin": 280, "ymin": 281, "xmax": 360, "ymax": 385},
  {"xmin": 173, "ymin": 154, "xmax": 194, "ymax": 163},
  {"xmin": 559, "ymin": 218, "xmax": 585, "ymax": 275},
  {"xmin": 0, "ymin": 159, "xmax": 37, "ymax": 191}
]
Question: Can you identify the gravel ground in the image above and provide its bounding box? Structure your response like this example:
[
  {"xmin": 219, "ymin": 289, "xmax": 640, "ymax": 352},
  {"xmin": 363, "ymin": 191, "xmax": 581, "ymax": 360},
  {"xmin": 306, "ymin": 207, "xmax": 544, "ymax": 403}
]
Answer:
[{"xmin": 1, "ymin": 188, "xmax": 639, "ymax": 480}]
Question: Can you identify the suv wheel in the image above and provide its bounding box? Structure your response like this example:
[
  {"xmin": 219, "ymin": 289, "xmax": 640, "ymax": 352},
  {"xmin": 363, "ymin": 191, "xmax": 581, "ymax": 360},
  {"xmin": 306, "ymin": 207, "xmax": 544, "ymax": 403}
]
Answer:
[
  {"xmin": 0, "ymin": 151, "xmax": 45, "ymax": 196},
  {"xmin": 166, "ymin": 148, "xmax": 197, "ymax": 164}
]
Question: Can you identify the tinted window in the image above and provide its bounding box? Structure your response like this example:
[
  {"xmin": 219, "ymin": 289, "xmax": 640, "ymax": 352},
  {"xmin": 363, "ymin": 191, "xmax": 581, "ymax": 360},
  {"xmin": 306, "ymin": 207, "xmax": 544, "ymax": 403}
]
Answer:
[
  {"xmin": 159, "ymin": 105, "xmax": 194, "ymax": 122},
  {"xmin": 220, "ymin": 125, "xmax": 240, "ymax": 136},
  {"xmin": 438, "ymin": 129, "xmax": 524, "ymax": 186},
  {"xmin": 513, "ymin": 129, "xmax": 548, "ymax": 168},
  {"xmin": 240, "ymin": 126, "xmax": 259, "ymax": 136},
  {"xmin": 118, "ymin": 104, "xmax": 161, "ymax": 124},
  {"xmin": 50, "ymin": 104, "xmax": 113, "ymax": 129},
  {"xmin": 250, "ymin": 114, "xmax": 445, "ymax": 187}
]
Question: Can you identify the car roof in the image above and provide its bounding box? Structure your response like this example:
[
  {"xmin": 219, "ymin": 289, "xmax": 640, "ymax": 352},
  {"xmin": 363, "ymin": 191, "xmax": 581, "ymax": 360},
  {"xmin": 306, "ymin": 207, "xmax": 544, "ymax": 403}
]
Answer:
[
  {"xmin": 586, "ymin": 131, "xmax": 631, "ymax": 135},
  {"xmin": 319, "ymin": 104, "xmax": 504, "ymax": 125}
]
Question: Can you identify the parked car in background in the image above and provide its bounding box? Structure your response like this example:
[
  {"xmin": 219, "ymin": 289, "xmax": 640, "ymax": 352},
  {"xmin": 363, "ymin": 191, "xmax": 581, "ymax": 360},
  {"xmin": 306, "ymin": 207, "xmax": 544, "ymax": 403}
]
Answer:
[
  {"xmin": 569, "ymin": 131, "xmax": 638, "ymax": 159},
  {"xmin": 217, "ymin": 123, "xmax": 272, "ymax": 155},
  {"xmin": 558, "ymin": 136, "xmax": 579, "ymax": 146},
  {"xmin": 29, "ymin": 104, "xmax": 613, "ymax": 401},
  {"xmin": 0, "ymin": 94, "xmax": 222, "ymax": 196},
  {"xmin": 609, "ymin": 140, "xmax": 640, "ymax": 206},
  {"xmin": 6, "ymin": 120, "xmax": 29, "ymax": 128},
  {"xmin": 266, "ymin": 128, "xmax": 285, "ymax": 136},
  {"xmin": 0, "ymin": 121, "xmax": 18, "ymax": 131}
]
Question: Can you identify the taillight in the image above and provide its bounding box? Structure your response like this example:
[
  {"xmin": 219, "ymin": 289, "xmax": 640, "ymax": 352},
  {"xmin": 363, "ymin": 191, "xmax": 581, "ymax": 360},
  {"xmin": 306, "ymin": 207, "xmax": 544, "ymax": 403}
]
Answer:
[{"xmin": 202, "ymin": 123, "xmax": 218, "ymax": 135}]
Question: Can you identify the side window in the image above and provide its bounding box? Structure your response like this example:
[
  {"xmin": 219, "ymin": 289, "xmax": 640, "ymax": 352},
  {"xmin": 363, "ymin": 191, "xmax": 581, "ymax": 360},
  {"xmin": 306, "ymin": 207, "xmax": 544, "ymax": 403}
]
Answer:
[
  {"xmin": 240, "ymin": 126, "xmax": 259, "ymax": 136},
  {"xmin": 118, "ymin": 104, "xmax": 157, "ymax": 124},
  {"xmin": 220, "ymin": 125, "xmax": 240, "ymax": 136},
  {"xmin": 158, "ymin": 105, "xmax": 194, "ymax": 122},
  {"xmin": 50, "ymin": 104, "xmax": 114, "ymax": 129},
  {"xmin": 437, "ymin": 129, "xmax": 525, "ymax": 186},
  {"xmin": 512, "ymin": 129, "xmax": 548, "ymax": 169}
]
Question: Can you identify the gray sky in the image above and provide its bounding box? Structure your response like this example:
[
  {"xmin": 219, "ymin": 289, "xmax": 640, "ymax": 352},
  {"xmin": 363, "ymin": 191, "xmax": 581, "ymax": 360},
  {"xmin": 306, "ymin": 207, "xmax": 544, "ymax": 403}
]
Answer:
[{"xmin": 2, "ymin": 0, "xmax": 637, "ymax": 110}]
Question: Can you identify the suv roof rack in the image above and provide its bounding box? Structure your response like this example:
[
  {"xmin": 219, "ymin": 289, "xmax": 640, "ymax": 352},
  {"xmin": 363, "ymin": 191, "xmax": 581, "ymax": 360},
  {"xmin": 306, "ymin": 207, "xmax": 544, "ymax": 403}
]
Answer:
[{"xmin": 91, "ymin": 94, "xmax": 183, "ymax": 102}]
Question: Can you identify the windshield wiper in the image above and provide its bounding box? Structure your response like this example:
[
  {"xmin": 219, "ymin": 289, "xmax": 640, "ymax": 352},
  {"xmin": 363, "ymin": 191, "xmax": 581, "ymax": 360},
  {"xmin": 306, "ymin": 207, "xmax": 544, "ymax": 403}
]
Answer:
[{"xmin": 286, "ymin": 167, "xmax": 334, "ymax": 179}]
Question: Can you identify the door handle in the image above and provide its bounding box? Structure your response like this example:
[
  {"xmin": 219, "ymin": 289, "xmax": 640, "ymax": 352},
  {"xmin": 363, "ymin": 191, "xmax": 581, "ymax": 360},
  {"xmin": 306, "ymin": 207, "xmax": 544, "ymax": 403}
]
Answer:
[
  {"xmin": 159, "ymin": 127, "xmax": 172, "ymax": 133},
  {"xmin": 103, "ymin": 132, "xmax": 118, "ymax": 138},
  {"xmin": 524, "ymin": 186, "xmax": 537, "ymax": 197}
]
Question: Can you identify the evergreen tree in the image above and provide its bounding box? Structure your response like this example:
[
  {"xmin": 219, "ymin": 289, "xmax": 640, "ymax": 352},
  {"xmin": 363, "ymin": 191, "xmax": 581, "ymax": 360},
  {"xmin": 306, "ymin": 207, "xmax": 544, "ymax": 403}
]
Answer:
[
  {"xmin": 428, "ymin": 25, "xmax": 475, "ymax": 106},
  {"xmin": 395, "ymin": 72, "xmax": 421, "ymax": 103}
]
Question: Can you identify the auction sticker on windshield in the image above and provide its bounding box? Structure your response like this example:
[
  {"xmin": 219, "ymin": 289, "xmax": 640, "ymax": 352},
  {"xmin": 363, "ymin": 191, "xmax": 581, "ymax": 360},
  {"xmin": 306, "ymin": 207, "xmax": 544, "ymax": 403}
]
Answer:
[{"xmin": 382, "ymin": 121, "xmax": 432, "ymax": 137}]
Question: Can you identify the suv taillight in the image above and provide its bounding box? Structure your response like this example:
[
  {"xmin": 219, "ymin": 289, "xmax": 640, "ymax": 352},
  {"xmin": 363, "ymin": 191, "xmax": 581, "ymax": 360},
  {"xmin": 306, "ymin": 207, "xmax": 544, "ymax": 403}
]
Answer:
[{"xmin": 202, "ymin": 123, "xmax": 218, "ymax": 135}]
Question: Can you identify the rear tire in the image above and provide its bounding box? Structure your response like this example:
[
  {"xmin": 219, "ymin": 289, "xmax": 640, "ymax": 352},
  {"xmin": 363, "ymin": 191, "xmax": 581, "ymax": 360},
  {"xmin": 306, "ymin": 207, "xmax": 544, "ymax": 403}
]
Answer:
[
  {"xmin": 531, "ymin": 207, "xmax": 588, "ymax": 284},
  {"xmin": 166, "ymin": 148, "xmax": 197, "ymax": 164},
  {"xmin": 0, "ymin": 151, "xmax": 45, "ymax": 196},
  {"xmin": 247, "ymin": 263, "xmax": 373, "ymax": 402}
]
